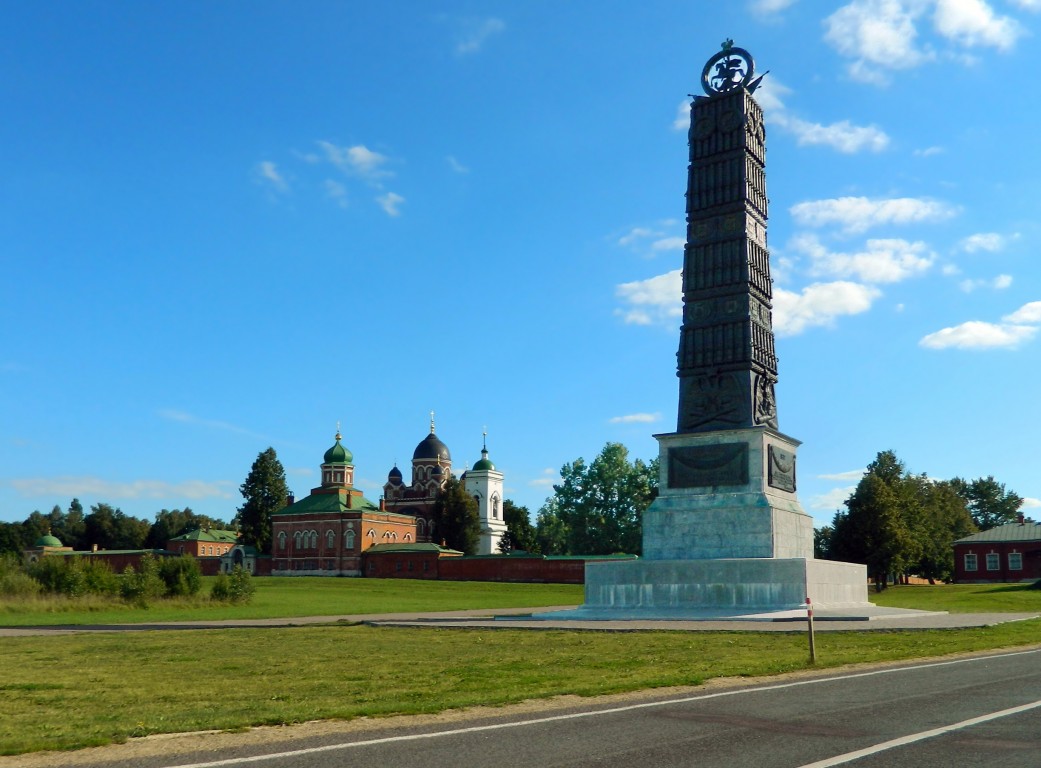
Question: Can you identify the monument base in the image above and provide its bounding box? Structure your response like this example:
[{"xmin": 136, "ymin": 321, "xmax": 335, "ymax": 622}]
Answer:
[{"xmin": 554, "ymin": 557, "xmax": 871, "ymax": 619}]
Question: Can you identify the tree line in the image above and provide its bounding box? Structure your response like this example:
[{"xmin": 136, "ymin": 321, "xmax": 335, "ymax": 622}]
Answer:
[
  {"xmin": 817, "ymin": 449, "xmax": 1025, "ymax": 589},
  {"xmin": 0, "ymin": 500, "xmax": 229, "ymax": 557}
]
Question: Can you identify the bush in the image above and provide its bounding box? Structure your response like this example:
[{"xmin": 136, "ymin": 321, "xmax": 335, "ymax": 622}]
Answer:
[
  {"xmin": 210, "ymin": 566, "xmax": 255, "ymax": 604},
  {"xmin": 159, "ymin": 556, "xmax": 202, "ymax": 597},
  {"xmin": 0, "ymin": 554, "xmax": 40, "ymax": 597},
  {"xmin": 120, "ymin": 554, "xmax": 165, "ymax": 606},
  {"xmin": 29, "ymin": 556, "xmax": 86, "ymax": 597}
]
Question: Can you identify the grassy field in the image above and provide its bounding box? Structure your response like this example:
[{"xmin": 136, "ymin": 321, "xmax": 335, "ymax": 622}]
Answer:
[
  {"xmin": 2, "ymin": 581, "xmax": 1040, "ymax": 755},
  {"xmin": 0, "ymin": 577, "xmax": 584, "ymax": 626}
]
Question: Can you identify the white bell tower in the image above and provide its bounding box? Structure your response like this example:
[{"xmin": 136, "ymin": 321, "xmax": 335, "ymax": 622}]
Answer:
[{"xmin": 464, "ymin": 431, "xmax": 507, "ymax": 555}]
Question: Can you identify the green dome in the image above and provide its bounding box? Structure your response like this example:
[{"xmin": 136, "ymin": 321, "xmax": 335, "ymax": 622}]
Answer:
[
  {"xmin": 324, "ymin": 432, "xmax": 353, "ymax": 464},
  {"xmin": 472, "ymin": 457, "xmax": 495, "ymax": 471},
  {"xmin": 36, "ymin": 533, "xmax": 62, "ymax": 548}
]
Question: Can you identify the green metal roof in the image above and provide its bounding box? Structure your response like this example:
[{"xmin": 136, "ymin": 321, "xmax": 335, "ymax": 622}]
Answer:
[
  {"xmin": 324, "ymin": 436, "xmax": 353, "ymax": 465},
  {"xmin": 168, "ymin": 529, "xmax": 239, "ymax": 543},
  {"xmin": 472, "ymin": 457, "xmax": 495, "ymax": 471},
  {"xmin": 35, "ymin": 534, "xmax": 63, "ymax": 548},
  {"xmin": 364, "ymin": 543, "xmax": 463, "ymax": 555},
  {"xmin": 955, "ymin": 522, "xmax": 1041, "ymax": 544},
  {"xmin": 272, "ymin": 489, "xmax": 380, "ymax": 516}
]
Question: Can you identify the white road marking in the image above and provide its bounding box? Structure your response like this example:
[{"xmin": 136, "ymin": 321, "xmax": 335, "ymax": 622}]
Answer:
[
  {"xmin": 162, "ymin": 648, "xmax": 1041, "ymax": 768},
  {"xmin": 794, "ymin": 698, "xmax": 1041, "ymax": 767}
]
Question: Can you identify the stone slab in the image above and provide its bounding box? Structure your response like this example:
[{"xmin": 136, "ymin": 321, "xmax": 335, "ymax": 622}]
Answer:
[{"xmin": 572, "ymin": 557, "xmax": 870, "ymax": 618}]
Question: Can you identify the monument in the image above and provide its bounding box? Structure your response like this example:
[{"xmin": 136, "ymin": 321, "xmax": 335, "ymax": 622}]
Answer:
[{"xmin": 571, "ymin": 42, "xmax": 871, "ymax": 617}]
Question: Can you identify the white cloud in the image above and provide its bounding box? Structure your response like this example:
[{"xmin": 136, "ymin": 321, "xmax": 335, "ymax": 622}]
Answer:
[
  {"xmin": 773, "ymin": 281, "xmax": 881, "ymax": 336},
  {"xmin": 673, "ymin": 100, "xmax": 691, "ymax": 131},
  {"xmin": 609, "ymin": 413, "xmax": 661, "ymax": 424},
  {"xmin": 773, "ymin": 114, "xmax": 889, "ymax": 153},
  {"xmin": 529, "ymin": 468, "xmax": 558, "ymax": 488},
  {"xmin": 651, "ymin": 236, "xmax": 686, "ymax": 253},
  {"xmin": 318, "ymin": 141, "xmax": 391, "ymax": 181},
  {"xmin": 809, "ymin": 485, "xmax": 857, "ymax": 511},
  {"xmin": 618, "ymin": 227, "xmax": 656, "ymax": 247},
  {"xmin": 615, "ymin": 269, "xmax": 682, "ymax": 326},
  {"xmin": 1022, "ymin": 497, "xmax": 1041, "ymax": 509},
  {"xmin": 158, "ymin": 409, "xmax": 271, "ymax": 441},
  {"xmin": 960, "ymin": 274, "xmax": 1014, "ymax": 292},
  {"xmin": 824, "ymin": 0, "xmax": 930, "ymax": 83},
  {"xmin": 960, "ymin": 232, "xmax": 1005, "ymax": 252},
  {"xmin": 919, "ymin": 320, "xmax": 1038, "ymax": 349},
  {"xmin": 993, "ymin": 274, "xmax": 1013, "ymax": 289},
  {"xmin": 914, "ymin": 146, "xmax": 945, "ymax": 157},
  {"xmin": 255, "ymin": 161, "xmax": 288, "ymax": 193},
  {"xmin": 447, "ymin": 156, "xmax": 469, "ymax": 174},
  {"xmin": 818, "ymin": 470, "xmax": 866, "ymax": 482},
  {"xmin": 1003, "ymin": 301, "xmax": 1041, "ymax": 324},
  {"xmin": 751, "ymin": 0, "xmax": 799, "ymax": 12},
  {"xmin": 324, "ymin": 179, "xmax": 348, "ymax": 209},
  {"xmin": 456, "ymin": 17, "xmax": 505, "ymax": 55},
  {"xmin": 1009, "ymin": 0, "xmax": 1041, "ymax": 9},
  {"xmin": 10, "ymin": 476, "xmax": 235, "ymax": 500},
  {"xmin": 790, "ymin": 196, "xmax": 957, "ymax": 233},
  {"xmin": 794, "ymin": 234, "xmax": 934, "ymax": 283},
  {"xmin": 377, "ymin": 192, "xmax": 405, "ymax": 217},
  {"xmin": 933, "ymin": 0, "xmax": 1023, "ymax": 50}
]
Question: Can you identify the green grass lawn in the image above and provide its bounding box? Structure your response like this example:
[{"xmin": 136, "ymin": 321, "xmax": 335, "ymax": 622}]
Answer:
[
  {"xmin": 2, "ymin": 580, "xmax": 1040, "ymax": 755},
  {"xmin": 0, "ymin": 577, "xmax": 584, "ymax": 626}
]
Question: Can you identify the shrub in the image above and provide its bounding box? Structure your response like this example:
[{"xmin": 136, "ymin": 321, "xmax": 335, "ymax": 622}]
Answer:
[
  {"xmin": 120, "ymin": 554, "xmax": 165, "ymax": 606},
  {"xmin": 210, "ymin": 566, "xmax": 255, "ymax": 604},
  {"xmin": 29, "ymin": 556, "xmax": 85, "ymax": 597},
  {"xmin": 0, "ymin": 554, "xmax": 40, "ymax": 597},
  {"xmin": 158, "ymin": 556, "xmax": 202, "ymax": 597}
]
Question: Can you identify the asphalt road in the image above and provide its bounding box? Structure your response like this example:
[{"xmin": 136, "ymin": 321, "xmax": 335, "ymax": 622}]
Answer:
[{"xmin": 66, "ymin": 647, "xmax": 1041, "ymax": 768}]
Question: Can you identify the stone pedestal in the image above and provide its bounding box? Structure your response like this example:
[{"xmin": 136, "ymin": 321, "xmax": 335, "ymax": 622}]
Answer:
[
  {"xmin": 644, "ymin": 427, "xmax": 813, "ymax": 560},
  {"xmin": 570, "ymin": 426, "xmax": 872, "ymax": 618}
]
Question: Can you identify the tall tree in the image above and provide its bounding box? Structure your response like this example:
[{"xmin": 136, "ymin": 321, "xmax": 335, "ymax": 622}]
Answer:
[
  {"xmin": 235, "ymin": 448, "xmax": 289, "ymax": 555},
  {"xmin": 146, "ymin": 508, "xmax": 228, "ymax": 549},
  {"xmin": 950, "ymin": 476, "xmax": 1023, "ymax": 530},
  {"xmin": 541, "ymin": 443, "xmax": 658, "ymax": 556},
  {"xmin": 499, "ymin": 499, "xmax": 539, "ymax": 553},
  {"xmin": 909, "ymin": 477, "xmax": 976, "ymax": 583},
  {"xmin": 430, "ymin": 476, "xmax": 480, "ymax": 555},
  {"xmin": 535, "ymin": 498, "xmax": 569, "ymax": 555}
]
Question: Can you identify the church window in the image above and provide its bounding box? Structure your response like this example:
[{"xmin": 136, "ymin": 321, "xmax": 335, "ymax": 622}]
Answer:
[
  {"xmin": 391, "ymin": 532, "xmax": 397, "ymax": 541},
  {"xmin": 345, "ymin": 530, "xmax": 356, "ymax": 549},
  {"xmin": 416, "ymin": 519, "xmax": 426, "ymax": 535},
  {"xmin": 367, "ymin": 529, "xmax": 376, "ymax": 539},
  {"xmin": 492, "ymin": 495, "xmax": 500, "ymax": 519},
  {"xmin": 335, "ymin": 471, "xmax": 343, "ymax": 483},
  {"xmin": 404, "ymin": 533, "xmax": 412, "ymax": 542},
  {"xmin": 310, "ymin": 530, "xmax": 318, "ymax": 548},
  {"xmin": 278, "ymin": 532, "xmax": 286, "ymax": 550},
  {"xmin": 293, "ymin": 531, "xmax": 301, "ymax": 548},
  {"xmin": 326, "ymin": 530, "xmax": 335, "ymax": 549},
  {"xmin": 323, "ymin": 471, "xmax": 332, "ymax": 484}
]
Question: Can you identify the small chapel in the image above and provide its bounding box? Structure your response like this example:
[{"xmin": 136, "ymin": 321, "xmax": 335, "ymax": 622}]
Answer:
[{"xmin": 269, "ymin": 419, "xmax": 507, "ymax": 576}]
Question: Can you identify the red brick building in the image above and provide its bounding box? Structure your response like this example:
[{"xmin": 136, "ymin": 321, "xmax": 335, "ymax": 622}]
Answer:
[
  {"xmin": 953, "ymin": 520, "xmax": 1041, "ymax": 583},
  {"xmin": 270, "ymin": 431, "xmax": 418, "ymax": 576}
]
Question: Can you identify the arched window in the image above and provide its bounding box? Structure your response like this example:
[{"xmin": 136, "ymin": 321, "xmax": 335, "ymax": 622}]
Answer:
[
  {"xmin": 404, "ymin": 533, "xmax": 412, "ymax": 542},
  {"xmin": 416, "ymin": 518, "xmax": 426, "ymax": 535},
  {"xmin": 326, "ymin": 530, "xmax": 335, "ymax": 549},
  {"xmin": 278, "ymin": 532, "xmax": 287, "ymax": 550},
  {"xmin": 345, "ymin": 530, "xmax": 356, "ymax": 549},
  {"xmin": 391, "ymin": 532, "xmax": 397, "ymax": 541},
  {"xmin": 293, "ymin": 531, "xmax": 301, "ymax": 548},
  {"xmin": 492, "ymin": 494, "xmax": 501, "ymax": 520},
  {"xmin": 310, "ymin": 530, "xmax": 318, "ymax": 548},
  {"xmin": 367, "ymin": 529, "xmax": 376, "ymax": 539}
]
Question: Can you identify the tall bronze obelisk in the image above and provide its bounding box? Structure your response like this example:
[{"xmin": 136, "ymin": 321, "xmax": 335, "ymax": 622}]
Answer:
[{"xmin": 573, "ymin": 42, "xmax": 869, "ymax": 616}]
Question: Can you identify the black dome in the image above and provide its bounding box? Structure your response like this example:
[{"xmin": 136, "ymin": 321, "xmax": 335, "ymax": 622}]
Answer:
[
  {"xmin": 413, "ymin": 432, "xmax": 451, "ymax": 462},
  {"xmin": 387, "ymin": 465, "xmax": 403, "ymax": 484}
]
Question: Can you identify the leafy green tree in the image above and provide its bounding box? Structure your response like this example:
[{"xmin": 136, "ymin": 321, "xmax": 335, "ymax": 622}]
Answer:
[
  {"xmin": 146, "ymin": 508, "xmax": 228, "ymax": 549},
  {"xmin": 21, "ymin": 511, "xmax": 49, "ymax": 546},
  {"xmin": 535, "ymin": 498, "xmax": 569, "ymax": 555},
  {"xmin": 950, "ymin": 476, "xmax": 1023, "ymax": 530},
  {"xmin": 909, "ymin": 478, "xmax": 975, "ymax": 583},
  {"xmin": 498, "ymin": 499, "xmax": 539, "ymax": 553},
  {"xmin": 235, "ymin": 447, "xmax": 289, "ymax": 555},
  {"xmin": 431, "ymin": 476, "xmax": 480, "ymax": 555},
  {"xmin": 545, "ymin": 443, "xmax": 657, "ymax": 556},
  {"xmin": 49, "ymin": 499, "xmax": 86, "ymax": 550},
  {"xmin": 829, "ymin": 451, "xmax": 920, "ymax": 591},
  {"xmin": 0, "ymin": 525, "xmax": 28, "ymax": 557},
  {"xmin": 813, "ymin": 525, "xmax": 833, "ymax": 559},
  {"xmin": 83, "ymin": 503, "xmax": 149, "ymax": 550}
]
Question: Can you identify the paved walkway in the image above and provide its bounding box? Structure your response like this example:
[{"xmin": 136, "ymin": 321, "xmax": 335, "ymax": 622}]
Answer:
[{"xmin": 2, "ymin": 606, "xmax": 1038, "ymax": 635}]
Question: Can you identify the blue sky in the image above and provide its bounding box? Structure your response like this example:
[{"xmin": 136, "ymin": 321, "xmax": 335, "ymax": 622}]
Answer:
[{"xmin": 2, "ymin": 0, "xmax": 1039, "ymax": 530}]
